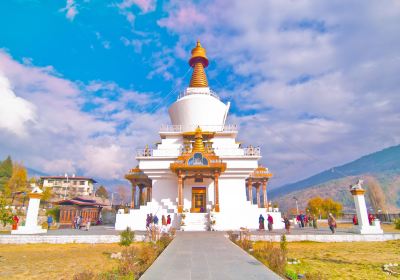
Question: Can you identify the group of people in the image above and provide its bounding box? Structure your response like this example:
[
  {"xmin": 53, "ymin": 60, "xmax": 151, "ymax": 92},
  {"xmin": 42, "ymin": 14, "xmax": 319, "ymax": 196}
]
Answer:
[
  {"xmin": 146, "ymin": 213, "xmax": 172, "ymax": 234},
  {"xmin": 296, "ymin": 213, "xmax": 318, "ymax": 229},
  {"xmin": 258, "ymin": 214, "xmax": 274, "ymax": 231},
  {"xmin": 353, "ymin": 213, "xmax": 376, "ymax": 226},
  {"xmin": 72, "ymin": 215, "xmax": 91, "ymax": 231}
]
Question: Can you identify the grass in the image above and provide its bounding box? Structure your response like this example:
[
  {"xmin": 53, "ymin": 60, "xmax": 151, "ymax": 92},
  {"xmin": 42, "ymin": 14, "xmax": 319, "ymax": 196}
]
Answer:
[
  {"xmin": 253, "ymin": 240, "xmax": 400, "ymax": 279},
  {"xmin": 0, "ymin": 243, "xmax": 122, "ymax": 280}
]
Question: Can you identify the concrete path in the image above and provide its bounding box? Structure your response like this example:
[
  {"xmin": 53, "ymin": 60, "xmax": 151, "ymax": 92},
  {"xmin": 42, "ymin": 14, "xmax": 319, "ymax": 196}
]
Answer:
[{"xmin": 141, "ymin": 232, "xmax": 282, "ymax": 280}]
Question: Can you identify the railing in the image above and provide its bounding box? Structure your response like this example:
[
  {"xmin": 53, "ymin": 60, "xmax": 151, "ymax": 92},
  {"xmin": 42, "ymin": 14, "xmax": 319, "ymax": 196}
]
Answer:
[
  {"xmin": 136, "ymin": 149, "xmax": 181, "ymax": 157},
  {"xmin": 136, "ymin": 146, "xmax": 261, "ymax": 158},
  {"xmin": 214, "ymin": 147, "xmax": 261, "ymax": 157},
  {"xmin": 178, "ymin": 88, "xmax": 220, "ymax": 100},
  {"xmin": 159, "ymin": 124, "xmax": 238, "ymax": 133}
]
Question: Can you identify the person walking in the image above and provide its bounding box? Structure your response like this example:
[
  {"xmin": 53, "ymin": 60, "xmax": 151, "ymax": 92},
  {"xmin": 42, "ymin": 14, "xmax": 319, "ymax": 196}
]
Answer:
[
  {"xmin": 153, "ymin": 215, "xmax": 159, "ymax": 226},
  {"xmin": 77, "ymin": 215, "xmax": 82, "ymax": 230},
  {"xmin": 12, "ymin": 215, "xmax": 19, "ymax": 230},
  {"xmin": 167, "ymin": 215, "xmax": 171, "ymax": 231},
  {"xmin": 161, "ymin": 215, "xmax": 167, "ymax": 233},
  {"xmin": 328, "ymin": 213, "xmax": 337, "ymax": 234},
  {"xmin": 283, "ymin": 215, "xmax": 290, "ymax": 234},
  {"xmin": 258, "ymin": 214, "xmax": 265, "ymax": 230},
  {"xmin": 47, "ymin": 215, "xmax": 53, "ymax": 230},
  {"xmin": 146, "ymin": 214, "xmax": 151, "ymax": 231},
  {"xmin": 86, "ymin": 218, "xmax": 91, "ymax": 231},
  {"xmin": 353, "ymin": 215, "xmax": 358, "ymax": 225},
  {"xmin": 267, "ymin": 214, "xmax": 274, "ymax": 231},
  {"xmin": 312, "ymin": 215, "xmax": 318, "ymax": 229}
]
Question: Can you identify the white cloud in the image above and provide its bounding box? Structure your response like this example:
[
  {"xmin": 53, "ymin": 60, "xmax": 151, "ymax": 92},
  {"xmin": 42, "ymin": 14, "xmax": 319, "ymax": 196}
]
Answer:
[
  {"xmin": 117, "ymin": 0, "xmax": 156, "ymax": 13},
  {"xmin": 0, "ymin": 74, "xmax": 36, "ymax": 137},
  {"xmin": 61, "ymin": 0, "xmax": 78, "ymax": 21},
  {"xmin": 0, "ymin": 50, "xmax": 166, "ymax": 181}
]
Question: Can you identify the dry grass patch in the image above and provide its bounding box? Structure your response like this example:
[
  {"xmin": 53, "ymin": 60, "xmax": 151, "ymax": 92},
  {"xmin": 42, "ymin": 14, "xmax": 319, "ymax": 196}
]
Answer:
[
  {"xmin": 0, "ymin": 243, "xmax": 121, "ymax": 280},
  {"xmin": 253, "ymin": 240, "xmax": 400, "ymax": 280}
]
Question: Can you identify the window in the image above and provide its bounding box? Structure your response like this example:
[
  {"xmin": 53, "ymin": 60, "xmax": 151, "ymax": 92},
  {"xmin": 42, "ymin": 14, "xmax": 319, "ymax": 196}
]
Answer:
[
  {"xmin": 73, "ymin": 181, "xmax": 77, "ymax": 185},
  {"xmin": 80, "ymin": 181, "xmax": 85, "ymax": 185}
]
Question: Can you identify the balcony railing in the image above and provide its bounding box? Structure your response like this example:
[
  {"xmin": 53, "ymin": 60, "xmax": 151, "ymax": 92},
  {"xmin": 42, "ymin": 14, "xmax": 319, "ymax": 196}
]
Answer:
[
  {"xmin": 214, "ymin": 147, "xmax": 261, "ymax": 157},
  {"xmin": 178, "ymin": 88, "xmax": 220, "ymax": 100},
  {"xmin": 159, "ymin": 124, "xmax": 238, "ymax": 133},
  {"xmin": 136, "ymin": 146, "xmax": 261, "ymax": 158}
]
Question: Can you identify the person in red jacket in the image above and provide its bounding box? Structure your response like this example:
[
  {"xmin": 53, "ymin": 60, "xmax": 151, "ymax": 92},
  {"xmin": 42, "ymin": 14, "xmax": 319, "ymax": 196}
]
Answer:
[
  {"xmin": 12, "ymin": 215, "xmax": 19, "ymax": 230},
  {"xmin": 267, "ymin": 214, "xmax": 274, "ymax": 231}
]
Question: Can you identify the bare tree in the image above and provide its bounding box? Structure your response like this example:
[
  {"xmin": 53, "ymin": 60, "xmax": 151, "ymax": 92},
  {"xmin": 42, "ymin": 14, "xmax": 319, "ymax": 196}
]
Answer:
[
  {"xmin": 366, "ymin": 177, "xmax": 386, "ymax": 212},
  {"xmin": 116, "ymin": 185, "xmax": 129, "ymax": 205}
]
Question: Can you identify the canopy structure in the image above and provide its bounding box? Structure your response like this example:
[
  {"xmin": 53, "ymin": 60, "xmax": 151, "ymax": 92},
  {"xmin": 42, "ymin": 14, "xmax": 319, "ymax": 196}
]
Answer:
[
  {"xmin": 125, "ymin": 166, "xmax": 152, "ymax": 209},
  {"xmin": 245, "ymin": 166, "xmax": 273, "ymax": 208}
]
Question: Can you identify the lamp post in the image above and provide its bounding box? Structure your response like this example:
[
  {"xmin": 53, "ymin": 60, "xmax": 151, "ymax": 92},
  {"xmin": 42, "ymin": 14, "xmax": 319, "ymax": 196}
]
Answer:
[
  {"xmin": 64, "ymin": 173, "xmax": 69, "ymax": 199},
  {"xmin": 293, "ymin": 196, "xmax": 299, "ymax": 215}
]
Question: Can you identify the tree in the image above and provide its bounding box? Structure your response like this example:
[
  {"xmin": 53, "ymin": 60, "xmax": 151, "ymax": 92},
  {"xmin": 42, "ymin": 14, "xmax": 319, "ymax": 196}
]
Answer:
[
  {"xmin": 306, "ymin": 196, "xmax": 324, "ymax": 216},
  {"xmin": 41, "ymin": 187, "xmax": 53, "ymax": 202},
  {"xmin": 366, "ymin": 177, "xmax": 386, "ymax": 212},
  {"xmin": 116, "ymin": 186, "xmax": 129, "ymax": 205},
  {"xmin": 4, "ymin": 163, "xmax": 28, "ymax": 197},
  {"xmin": 0, "ymin": 156, "xmax": 13, "ymax": 192},
  {"xmin": 306, "ymin": 196, "xmax": 342, "ymax": 218},
  {"xmin": 0, "ymin": 196, "xmax": 13, "ymax": 227},
  {"xmin": 322, "ymin": 198, "xmax": 342, "ymax": 217},
  {"xmin": 95, "ymin": 185, "xmax": 109, "ymax": 199}
]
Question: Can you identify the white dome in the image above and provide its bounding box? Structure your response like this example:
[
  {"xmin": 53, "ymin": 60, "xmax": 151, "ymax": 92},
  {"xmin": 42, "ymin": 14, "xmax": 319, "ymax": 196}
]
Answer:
[{"xmin": 168, "ymin": 87, "xmax": 230, "ymax": 132}]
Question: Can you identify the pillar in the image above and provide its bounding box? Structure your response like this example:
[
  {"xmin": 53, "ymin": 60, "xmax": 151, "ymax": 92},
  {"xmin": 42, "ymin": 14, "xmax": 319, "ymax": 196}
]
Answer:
[
  {"xmin": 130, "ymin": 183, "xmax": 136, "ymax": 209},
  {"xmin": 178, "ymin": 171, "xmax": 183, "ymax": 213},
  {"xmin": 139, "ymin": 186, "xmax": 143, "ymax": 206},
  {"xmin": 247, "ymin": 179, "xmax": 253, "ymax": 203},
  {"xmin": 262, "ymin": 180, "xmax": 267, "ymax": 208},
  {"xmin": 146, "ymin": 186, "xmax": 151, "ymax": 202},
  {"xmin": 256, "ymin": 183, "xmax": 261, "ymax": 207},
  {"xmin": 12, "ymin": 192, "xmax": 47, "ymax": 234},
  {"xmin": 351, "ymin": 188, "xmax": 383, "ymax": 234},
  {"xmin": 214, "ymin": 172, "xmax": 220, "ymax": 212}
]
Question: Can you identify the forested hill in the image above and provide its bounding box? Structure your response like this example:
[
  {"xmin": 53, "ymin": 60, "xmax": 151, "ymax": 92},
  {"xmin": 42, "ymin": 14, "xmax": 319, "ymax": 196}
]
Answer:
[{"xmin": 270, "ymin": 144, "xmax": 400, "ymax": 199}]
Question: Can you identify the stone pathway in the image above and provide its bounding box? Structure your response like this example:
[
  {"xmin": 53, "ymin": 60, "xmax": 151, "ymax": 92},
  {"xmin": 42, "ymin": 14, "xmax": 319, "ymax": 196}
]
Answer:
[{"xmin": 141, "ymin": 232, "xmax": 282, "ymax": 280}]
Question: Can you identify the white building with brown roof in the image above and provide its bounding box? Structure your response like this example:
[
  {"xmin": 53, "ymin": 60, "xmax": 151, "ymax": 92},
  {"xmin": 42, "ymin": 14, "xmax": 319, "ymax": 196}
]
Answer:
[{"xmin": 41, "ymin": 174, "xmax": 97, "ymax": 198}]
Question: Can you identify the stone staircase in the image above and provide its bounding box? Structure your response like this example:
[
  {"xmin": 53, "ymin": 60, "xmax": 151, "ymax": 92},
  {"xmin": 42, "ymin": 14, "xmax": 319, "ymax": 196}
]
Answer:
[{"xmin": 182, "ymin": 213, "xmax": 209, "ymax": 231}]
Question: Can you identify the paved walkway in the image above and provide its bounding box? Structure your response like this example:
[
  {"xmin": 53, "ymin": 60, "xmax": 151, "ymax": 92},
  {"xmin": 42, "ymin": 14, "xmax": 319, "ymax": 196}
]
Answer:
[{"xmin": 141, "ymin": 232, "xmax": 281, "ymax": 280}]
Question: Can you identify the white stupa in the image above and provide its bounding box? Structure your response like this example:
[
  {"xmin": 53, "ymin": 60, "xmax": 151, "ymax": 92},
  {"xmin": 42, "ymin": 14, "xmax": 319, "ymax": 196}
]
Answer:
[{"xmin": 116, "ymin": 41, "xmax": 283, "ymax": 231}]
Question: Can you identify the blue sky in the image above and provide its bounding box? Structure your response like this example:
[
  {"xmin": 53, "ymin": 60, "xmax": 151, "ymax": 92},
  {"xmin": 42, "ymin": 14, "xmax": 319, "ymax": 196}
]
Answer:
[{"xmin": 0, "ymin": 0, "xmax": 399, "ymax": 189}]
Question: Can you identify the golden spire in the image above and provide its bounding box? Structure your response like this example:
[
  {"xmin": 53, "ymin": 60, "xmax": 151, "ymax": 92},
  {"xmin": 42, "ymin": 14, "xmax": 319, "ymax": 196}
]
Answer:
[
  {"xmin": 192, "ymin": 126, "xmax": 205, "ymax": 152},
  {"xmin": 189, "ymin": 40, "xmax": 209, "ymax": 88}
]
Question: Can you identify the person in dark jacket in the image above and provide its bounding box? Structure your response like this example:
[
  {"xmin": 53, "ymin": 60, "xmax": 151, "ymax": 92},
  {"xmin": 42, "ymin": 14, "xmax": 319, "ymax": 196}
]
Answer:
[{"xmin": 258, "ymin": 214, "xmax": 265, "ymax": 230}]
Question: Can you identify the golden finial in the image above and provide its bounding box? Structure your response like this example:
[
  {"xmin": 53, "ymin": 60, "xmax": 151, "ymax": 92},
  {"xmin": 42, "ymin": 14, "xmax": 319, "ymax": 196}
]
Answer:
[
  {"xmin": 189, "ymin": 40, "xmax": 209, "ymax": 87},
  {"xmin": 192, "ymin": 126, "xmax": 205, "ymax": 152}
]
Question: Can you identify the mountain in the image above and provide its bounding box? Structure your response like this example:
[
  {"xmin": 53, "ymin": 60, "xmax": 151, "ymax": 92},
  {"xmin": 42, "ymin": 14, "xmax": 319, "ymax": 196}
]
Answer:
[
  {"xmin": 270, "ymin": 145, "xmax": 400, "ymax": 212},
  {"xmin": 27, "ymin": 167, "xmax": 48, "ymax": 178}
]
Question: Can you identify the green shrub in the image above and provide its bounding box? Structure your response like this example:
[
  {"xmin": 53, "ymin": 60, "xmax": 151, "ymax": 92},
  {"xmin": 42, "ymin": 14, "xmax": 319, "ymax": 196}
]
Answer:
[
  {"xmin": 46, "ymin": 207, "xmax": 60, "ymax": 222},
  {"xmin": 227, "ymin": 230, "xmax": 238, "ymax": 243},
  {"xmin": 156, "ymin": 234, "xmax": 173, "ymax": 251},
  {"xmin": 254, "ymin": 242, "xmax": 287, "ymax": 276},
  {"xmin": 394, "ymin": 219, "xmax": 400, "ymax": 230},
  {"xmin": 119, "ymin": 227, "xmax": 135, "ymax": 247},
  {"xmin": 285, "ymin": 269, "xmax": 298, "ymax": 280},
  {"xmin": 118, "ymin": 244, "xmax": 158, "ymax": 279},
  {"xmin": 280, "ymin": 234, "xmax": 287, "ymax": 254}
]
